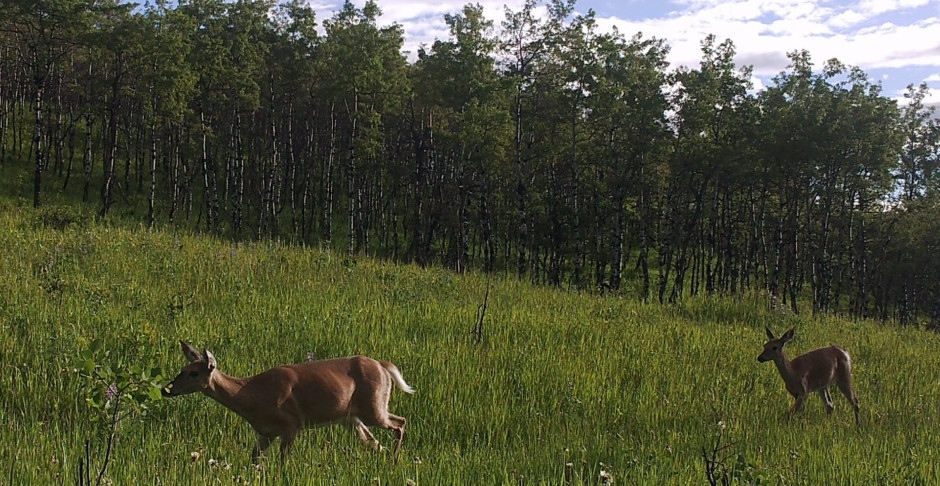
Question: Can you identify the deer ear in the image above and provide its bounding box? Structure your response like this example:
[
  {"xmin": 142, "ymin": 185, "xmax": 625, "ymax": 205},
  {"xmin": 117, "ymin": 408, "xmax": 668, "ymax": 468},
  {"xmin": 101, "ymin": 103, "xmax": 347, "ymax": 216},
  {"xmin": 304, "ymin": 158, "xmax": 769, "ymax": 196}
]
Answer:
[
  {"xmin": 203, "ymin": 349, "xmax": 217, "ymax": 371},
  {"xmin": 765, "ymin": 327, "xmax": 775, "ymax": 340},
  {"xmin": 781, "ymin": 328, "xmax": 795, "ymax": 342},
  {"xmin": 180, "ymin": 341, "xmax": 202, "ymax": 362}
]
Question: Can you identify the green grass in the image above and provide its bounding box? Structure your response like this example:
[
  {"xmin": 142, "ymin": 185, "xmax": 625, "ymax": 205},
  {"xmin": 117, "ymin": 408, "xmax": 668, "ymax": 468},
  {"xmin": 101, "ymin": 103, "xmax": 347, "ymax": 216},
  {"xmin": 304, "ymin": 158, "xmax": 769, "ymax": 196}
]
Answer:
[{"xmin": 1, "ymin": 201, "xmax": 939, "ymax": 485}]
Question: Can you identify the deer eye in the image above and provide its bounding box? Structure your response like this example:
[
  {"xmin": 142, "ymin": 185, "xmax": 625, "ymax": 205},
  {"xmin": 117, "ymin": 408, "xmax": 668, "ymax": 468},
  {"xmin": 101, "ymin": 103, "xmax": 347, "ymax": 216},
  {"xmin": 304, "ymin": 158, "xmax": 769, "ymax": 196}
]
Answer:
[
  {"xmin": 189, "ymin": 371, "xmax": 199, "ymax": 378},
  {"xmin": 771, "ymin": 346, "xmax": 778, "ymax": 350}
]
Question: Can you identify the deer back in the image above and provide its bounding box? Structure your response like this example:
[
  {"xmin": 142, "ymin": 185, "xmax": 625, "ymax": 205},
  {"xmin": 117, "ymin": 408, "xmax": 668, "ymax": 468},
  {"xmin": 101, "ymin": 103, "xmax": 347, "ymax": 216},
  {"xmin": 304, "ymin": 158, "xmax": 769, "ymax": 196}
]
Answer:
[
  {"xmin": 788, "ymin": 346, "xmax": 849, "ymax": 392},
  {"xmin": 232, "ymin": 355, "xmax": 392, "ymax": 429}
]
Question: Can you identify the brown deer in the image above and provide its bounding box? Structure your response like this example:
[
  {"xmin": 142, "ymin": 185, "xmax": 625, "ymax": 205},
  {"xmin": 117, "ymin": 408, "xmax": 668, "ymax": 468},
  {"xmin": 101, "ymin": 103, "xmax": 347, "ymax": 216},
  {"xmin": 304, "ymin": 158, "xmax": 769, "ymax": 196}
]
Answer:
[
  {"xmin": 163, "ymin": 341, "xmax": 414, "ymax": 462},
  {"xmin": 758, "ymin": 327, "xmax": 860, "ymax": 424}
]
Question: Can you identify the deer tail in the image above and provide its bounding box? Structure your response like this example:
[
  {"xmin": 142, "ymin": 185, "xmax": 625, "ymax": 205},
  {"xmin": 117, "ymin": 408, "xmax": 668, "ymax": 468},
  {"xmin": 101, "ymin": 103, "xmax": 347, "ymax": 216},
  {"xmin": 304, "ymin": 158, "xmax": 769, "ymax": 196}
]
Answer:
[{"xmin": 381, "ymin": 361, "xmax": 415, "ymax": 394}]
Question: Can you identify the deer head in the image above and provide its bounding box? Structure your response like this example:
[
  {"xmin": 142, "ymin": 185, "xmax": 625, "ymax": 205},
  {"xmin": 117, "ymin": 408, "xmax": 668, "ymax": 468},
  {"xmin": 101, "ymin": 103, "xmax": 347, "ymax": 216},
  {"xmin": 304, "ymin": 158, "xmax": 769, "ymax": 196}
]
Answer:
[
  {"xmin": 757, "ymin": 326, "xmax": 794, "ymax": 363},
  {"xmin": 162, "ymin": 341, "xmax": 217, "ymax": 397}
]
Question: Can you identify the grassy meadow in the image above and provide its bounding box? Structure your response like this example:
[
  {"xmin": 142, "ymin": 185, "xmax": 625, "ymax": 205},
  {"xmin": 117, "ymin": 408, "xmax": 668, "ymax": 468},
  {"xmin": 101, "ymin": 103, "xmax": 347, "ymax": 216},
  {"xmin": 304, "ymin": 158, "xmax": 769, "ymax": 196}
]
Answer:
[{"xmin": 1, "ymin": 200, "xmax": 939, "ymax": 485}]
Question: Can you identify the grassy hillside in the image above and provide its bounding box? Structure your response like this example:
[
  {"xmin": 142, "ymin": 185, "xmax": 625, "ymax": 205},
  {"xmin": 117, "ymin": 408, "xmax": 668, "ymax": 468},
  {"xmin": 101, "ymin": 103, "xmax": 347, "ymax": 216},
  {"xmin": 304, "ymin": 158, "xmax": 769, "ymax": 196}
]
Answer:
[{"xmin": 1, "ymin": 199, "xmax": 939, "ymax": 485}]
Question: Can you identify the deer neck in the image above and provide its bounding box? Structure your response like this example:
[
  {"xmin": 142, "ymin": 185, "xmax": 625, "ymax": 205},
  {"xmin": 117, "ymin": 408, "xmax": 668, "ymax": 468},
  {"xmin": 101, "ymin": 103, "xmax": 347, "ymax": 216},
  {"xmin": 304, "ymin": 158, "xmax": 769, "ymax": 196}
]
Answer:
[
  {"xmin": 203, "ymin": 370, "xmax": 251, "ymax": 416},
  {"xmin": 772, "ymin": 352, "xmax": 796, "ymax": 382}
]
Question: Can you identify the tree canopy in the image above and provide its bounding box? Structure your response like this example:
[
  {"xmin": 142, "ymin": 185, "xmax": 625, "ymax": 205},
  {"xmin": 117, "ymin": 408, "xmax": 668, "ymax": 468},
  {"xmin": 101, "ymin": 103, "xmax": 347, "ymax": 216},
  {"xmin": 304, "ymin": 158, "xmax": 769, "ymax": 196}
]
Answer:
[{"xmin": 1, "ymin": 0, "xmax": 938, "ymax": 325}]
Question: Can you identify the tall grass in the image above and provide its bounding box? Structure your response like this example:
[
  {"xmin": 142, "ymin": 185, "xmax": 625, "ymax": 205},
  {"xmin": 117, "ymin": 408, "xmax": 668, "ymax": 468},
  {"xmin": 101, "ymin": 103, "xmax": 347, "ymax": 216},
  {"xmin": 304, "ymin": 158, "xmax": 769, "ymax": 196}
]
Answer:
[{"xmin": 1, "ymin": 201, "xmax": 939, "ymax": 484}]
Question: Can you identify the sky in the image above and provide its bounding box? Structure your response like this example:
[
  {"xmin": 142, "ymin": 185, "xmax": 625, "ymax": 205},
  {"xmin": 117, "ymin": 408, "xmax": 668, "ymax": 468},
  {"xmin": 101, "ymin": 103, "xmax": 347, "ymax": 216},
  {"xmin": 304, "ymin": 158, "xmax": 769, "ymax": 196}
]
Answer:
[{"xmin": 307, "ymin": 0, "xmax": 940, "ymax": 107}]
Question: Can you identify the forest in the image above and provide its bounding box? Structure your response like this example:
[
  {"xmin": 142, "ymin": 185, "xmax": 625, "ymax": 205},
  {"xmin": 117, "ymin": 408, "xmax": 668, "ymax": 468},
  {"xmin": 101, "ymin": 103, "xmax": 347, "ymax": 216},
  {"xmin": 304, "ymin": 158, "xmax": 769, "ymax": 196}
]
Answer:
[{"xmin": 1, "ymin": 0, "xmax": 938, "ymax": 323}]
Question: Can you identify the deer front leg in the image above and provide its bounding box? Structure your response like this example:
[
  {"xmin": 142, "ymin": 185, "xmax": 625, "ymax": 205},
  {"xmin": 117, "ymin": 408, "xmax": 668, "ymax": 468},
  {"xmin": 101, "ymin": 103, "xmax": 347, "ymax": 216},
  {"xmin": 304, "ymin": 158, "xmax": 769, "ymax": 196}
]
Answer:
[
  {"xmin": 279, "ymin": 430, "xmax": 298, "ymax": 458},
  {"xmin": 789, "ymin": 394, "xmax": 806, "ymax": 418},
  {"xmin": 252, "ymin": 435, "xmax": 274, "ymax": 464}
]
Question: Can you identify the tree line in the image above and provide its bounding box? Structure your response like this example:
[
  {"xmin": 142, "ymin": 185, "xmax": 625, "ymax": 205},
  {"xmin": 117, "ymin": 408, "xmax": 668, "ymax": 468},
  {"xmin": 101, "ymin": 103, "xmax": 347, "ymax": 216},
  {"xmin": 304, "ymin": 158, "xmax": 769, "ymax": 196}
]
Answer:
[{"xmin": 1, "ymin": 0, "xmax": 938, "ymax": 324}]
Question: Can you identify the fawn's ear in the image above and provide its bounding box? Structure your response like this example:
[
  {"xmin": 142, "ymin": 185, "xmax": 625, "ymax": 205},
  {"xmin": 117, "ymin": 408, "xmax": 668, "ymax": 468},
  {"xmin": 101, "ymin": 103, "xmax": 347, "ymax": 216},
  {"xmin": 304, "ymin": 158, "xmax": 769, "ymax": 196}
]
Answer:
[
  {"xmin": 781, "ymin": 328, "xmax": 795, "ymax": 343},
  {"xmin": 765, "ymin": 327, "xmax": 775, "ymax": 340},
  {"xmin": 180, "ymin": 341, "xmax": 202, "ymax": 363},
  {"xmin": 202, "ymin": 349, "xmax": 217, "ymax": 371}
]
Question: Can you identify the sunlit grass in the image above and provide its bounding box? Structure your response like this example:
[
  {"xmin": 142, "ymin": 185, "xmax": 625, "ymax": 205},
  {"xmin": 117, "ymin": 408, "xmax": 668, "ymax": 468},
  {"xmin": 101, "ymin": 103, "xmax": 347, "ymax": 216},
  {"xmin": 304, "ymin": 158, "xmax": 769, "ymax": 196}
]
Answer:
[{"xmin": 1, "ymin": 203, "xmax": 939, "ymax": 484}]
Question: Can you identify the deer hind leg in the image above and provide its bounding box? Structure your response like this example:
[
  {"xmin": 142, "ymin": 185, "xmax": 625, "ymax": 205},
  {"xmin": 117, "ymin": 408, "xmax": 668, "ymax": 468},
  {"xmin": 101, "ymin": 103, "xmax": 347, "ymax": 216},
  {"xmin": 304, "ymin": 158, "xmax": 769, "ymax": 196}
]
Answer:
[
  {"xmin": 349, "ymin": 417, "xmax": 382, "ymax": 452},
  {"xmin": 383, "ymin": 414, "xmax": 407, "ymax": 454},
  {"xmin": 358, "ymin": 411, "xmax": 407, "ymax": 454},
  {"xmin": 836, "ymin": 371, "xmax": 860, "ymax": 425},
  {"xmin": 818, "ymin": 387, "xmax": 834, "ymax": 415}
]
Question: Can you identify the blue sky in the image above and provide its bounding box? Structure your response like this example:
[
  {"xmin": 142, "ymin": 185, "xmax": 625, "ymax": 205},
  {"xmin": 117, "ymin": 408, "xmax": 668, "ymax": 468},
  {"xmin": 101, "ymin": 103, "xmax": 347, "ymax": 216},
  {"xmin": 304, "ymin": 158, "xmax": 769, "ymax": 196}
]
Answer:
[{"xmin": 309, "ymin": 0, "xmax": 940, "ymax": 105}]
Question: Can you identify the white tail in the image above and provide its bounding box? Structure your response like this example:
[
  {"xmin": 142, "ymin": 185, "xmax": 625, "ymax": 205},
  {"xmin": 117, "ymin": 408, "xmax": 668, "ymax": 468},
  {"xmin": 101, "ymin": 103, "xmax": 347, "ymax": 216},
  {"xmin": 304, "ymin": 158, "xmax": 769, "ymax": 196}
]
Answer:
[
  {"xmin": 758, "ymin": 327, "xmax": 860, "ymax": 424},
  {"xmin": 163, "ymin": 341, "xmax": 415, "ymax": 462}
]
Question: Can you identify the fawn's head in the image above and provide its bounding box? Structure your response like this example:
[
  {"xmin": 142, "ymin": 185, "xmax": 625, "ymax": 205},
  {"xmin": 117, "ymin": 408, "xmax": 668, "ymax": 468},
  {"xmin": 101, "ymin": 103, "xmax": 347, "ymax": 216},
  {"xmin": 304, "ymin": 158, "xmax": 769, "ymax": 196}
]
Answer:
[
  {"xmin": 163, "ymin": 341, "xmax": 217, "ymax": 397},
  {"xmin": 757, "ymin": 327, "xmax": 794, "ymax": 363}
]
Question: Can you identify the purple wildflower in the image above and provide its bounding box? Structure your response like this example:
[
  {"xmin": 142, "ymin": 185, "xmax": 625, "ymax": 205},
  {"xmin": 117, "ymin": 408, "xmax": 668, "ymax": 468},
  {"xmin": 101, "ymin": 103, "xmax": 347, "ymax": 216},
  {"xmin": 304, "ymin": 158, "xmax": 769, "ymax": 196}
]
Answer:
[{"xmin": 105, "ymin": 383, "xmax": 119, "ymax": 403}]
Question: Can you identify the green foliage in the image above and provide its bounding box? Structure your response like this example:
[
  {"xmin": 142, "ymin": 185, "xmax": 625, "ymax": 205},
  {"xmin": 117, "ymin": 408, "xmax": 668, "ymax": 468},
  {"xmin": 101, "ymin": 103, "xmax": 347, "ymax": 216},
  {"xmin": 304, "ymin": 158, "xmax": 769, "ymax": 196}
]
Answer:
[
  {"xmin": 72, "ymin": 337, "xmax": 165, "ymax": 427},
  {"xmin": 32, "ymin": 205, "xmax": 92, "ymax": 230},
  {"xmin": 701, "ymin": 420, "xmax": 768, "ymax": 485},
  {"xmin": 71, "ymin": 336, "xmax": 164, "ymax": 486}
]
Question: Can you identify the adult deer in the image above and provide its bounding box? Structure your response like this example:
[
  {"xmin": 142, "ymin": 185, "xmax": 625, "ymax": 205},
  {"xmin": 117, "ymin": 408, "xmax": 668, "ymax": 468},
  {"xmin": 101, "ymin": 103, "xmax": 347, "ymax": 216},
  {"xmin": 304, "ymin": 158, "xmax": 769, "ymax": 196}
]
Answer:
[
  {"xmin": 163, "ymin": 341, "xmax": 414, "ymax": 462},
  {"xmin": 757, "ymin": 327, "xmax": 860, "ymax": 425}
]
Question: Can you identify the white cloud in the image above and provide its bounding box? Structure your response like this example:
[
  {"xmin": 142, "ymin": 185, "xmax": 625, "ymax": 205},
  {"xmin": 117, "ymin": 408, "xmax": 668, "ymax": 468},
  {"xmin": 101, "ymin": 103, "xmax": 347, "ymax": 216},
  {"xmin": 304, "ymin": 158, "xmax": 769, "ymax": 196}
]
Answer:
[
  {"xmin": 313, "ymin": 0, "xmax": 524, "ymax": 60},
  {"xmin": 308, "ymin": 0, "xmax": 940, "ymax": 94},
  {"xmin": 317, "ymin": 0, "xmax": 526, "ymax": 30},
  {"xmin": 894, "ymin": 86, "xmax": 940, "ymax": 108},
  {"xmin": 926, "ymin": 73, "xmax": 940, "ymax": 82},
  {"xmin": 829, "ymin": 9, "xmax": 866, "ymax": 28},
  {"xmin": 593, "ymin": 1, "xmax": 940, "ymax": 75},
  {"xmin": 749, "ymin": 73, "xmax": 766, "ymax": 91},
  {"xmin": 858, "ymin": 0, "xmax": 932, "ymax": 16},
  {"xmin": 376, "ymin": 1, "xmax": 452, "ymax": 22},
  {"xmin": 926, "ymin": 88, "xmax": 940, "ymax": 108}
]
